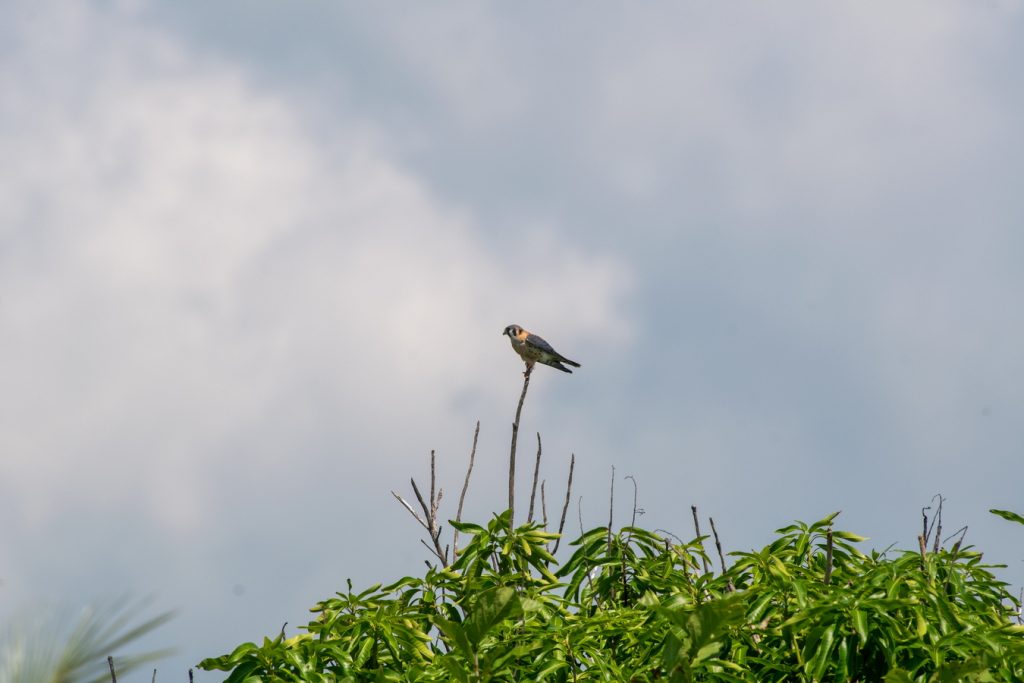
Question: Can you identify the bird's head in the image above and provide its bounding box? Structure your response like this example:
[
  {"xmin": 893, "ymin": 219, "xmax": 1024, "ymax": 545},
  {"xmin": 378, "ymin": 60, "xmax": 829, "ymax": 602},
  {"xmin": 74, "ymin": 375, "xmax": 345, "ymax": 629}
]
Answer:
[{"xmin": 503, "ymin": 324, "xmax": 522, "ymax": 338}]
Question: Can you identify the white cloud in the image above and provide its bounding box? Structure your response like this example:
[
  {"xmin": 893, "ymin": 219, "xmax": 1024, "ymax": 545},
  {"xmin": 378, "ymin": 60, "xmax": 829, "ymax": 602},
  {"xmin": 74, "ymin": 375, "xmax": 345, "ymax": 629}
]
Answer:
[
  {"xmin": 590, "ymin": 2, "xmax": 1013, "ymax": 216},
  {"xmin": 0, "ymin": 2, "xmax": 631, "ymax": 540}
]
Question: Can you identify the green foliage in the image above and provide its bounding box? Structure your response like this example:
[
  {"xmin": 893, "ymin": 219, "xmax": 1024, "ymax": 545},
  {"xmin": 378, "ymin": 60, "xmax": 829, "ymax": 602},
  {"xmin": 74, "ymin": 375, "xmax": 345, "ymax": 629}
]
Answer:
[
  {"xmin": 0, "ymin": 597, "xmax": 174, "ymax": 683},
  {"xmin": 200, "ymin": 511, "xmax": 1024, "ymax": 682}
]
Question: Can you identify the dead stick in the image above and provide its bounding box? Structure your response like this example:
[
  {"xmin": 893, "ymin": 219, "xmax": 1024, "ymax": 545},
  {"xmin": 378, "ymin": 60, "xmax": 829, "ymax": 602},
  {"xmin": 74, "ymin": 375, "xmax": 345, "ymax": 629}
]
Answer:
[
  {"xmin": 626, "ymin": 475, "xmax": 639, "ymax": 528},
  {"xmin": 553, "ymin": 454, "xmax": 575, "ymax": 554},
  {"xmin": 541, "ymin": 480, "xmax": 548, "ymax": 527},
  {"xmin": 429, "ymin": 450, "xmax": 436, "ymax": 523},
  {"xmin": 607, "ymin": 465, "xmax": 616, "ymax": 550},
  {"xmin": 691, "ymin": 505, "xmax": 712, "ymax": 575},
  {"xmin": 392, "ymin": 491, "xmax": 428, "ymax": 530},
  {"xmin": 710, "ymin": 517, "xmax": 727, "ymax": 575},
  {"xmin": 453, "ymin": 421, "xmax": 480, "ymax": 556},
  {"xmin": 710, "ymin": 517, "xmax": 734, "ymax": 591},
  {"xmin": 509, "ymin": 367, "xmax": 533, "ymax": 525},
  {"xmin": 528, "ymin": 433, "xmax": 542, "ymax": 523},
  {"xmin": 410, "ymin": 473, "xmax": 446, "ymax": 563},
  {"xmin": 107, "ymin": 656, "xmax": 117, "ymax": 683}
]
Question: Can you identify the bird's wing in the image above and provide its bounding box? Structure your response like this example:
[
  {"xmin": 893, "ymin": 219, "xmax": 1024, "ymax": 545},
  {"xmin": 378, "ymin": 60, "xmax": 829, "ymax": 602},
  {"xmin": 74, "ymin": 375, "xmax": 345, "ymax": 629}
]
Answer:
[{"xmin": 525, "ymin": 333, "xmax": 558, "ymax": 355}]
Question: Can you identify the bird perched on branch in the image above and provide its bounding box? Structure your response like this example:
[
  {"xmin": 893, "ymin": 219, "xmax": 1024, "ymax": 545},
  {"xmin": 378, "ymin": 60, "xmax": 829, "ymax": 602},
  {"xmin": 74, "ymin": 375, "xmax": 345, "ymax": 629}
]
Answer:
[{"xmin": 503, "ymin": 324, "xmax": 581, "ymax": 375}]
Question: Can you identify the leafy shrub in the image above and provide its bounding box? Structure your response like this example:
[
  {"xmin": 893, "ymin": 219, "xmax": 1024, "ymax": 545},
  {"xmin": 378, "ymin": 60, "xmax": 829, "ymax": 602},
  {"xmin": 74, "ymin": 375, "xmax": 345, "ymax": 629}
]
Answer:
[{"xmin": 200, "ymin": 511, "xmax": 1024, "ymax": 682}]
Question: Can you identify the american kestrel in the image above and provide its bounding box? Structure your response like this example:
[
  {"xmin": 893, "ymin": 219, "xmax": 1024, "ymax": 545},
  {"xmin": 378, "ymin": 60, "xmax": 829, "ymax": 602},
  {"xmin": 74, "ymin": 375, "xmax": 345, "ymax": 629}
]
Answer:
[{"xmin": 502, "ymin": 324, "xmax": 581, "ymax": 375}]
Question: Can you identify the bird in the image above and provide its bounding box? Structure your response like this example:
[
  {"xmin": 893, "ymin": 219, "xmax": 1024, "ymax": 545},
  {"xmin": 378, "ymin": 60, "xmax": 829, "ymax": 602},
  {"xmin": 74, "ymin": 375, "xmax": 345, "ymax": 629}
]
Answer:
[{"xmin": 502, "ymin": 324, "xmax": 581, "ymax": 375}]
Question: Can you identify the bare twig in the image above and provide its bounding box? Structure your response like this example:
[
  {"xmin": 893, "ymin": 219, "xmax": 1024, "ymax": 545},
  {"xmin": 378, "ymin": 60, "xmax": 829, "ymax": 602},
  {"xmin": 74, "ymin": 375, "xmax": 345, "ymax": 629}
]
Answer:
[
  {"xmin": 509, "ymin": 367, "xmax": 533, "ymax": 525},
  {"xmin": 420, "ymin": 538, "xmax": 443, "ymax": 563},
  {"xmin": 528, "ymin": 433, "xmax": 542, "ymax": 523},
  {"xmin": 710, "ymin": 517, "xmax": 729, "ymax": 580},
  {"xmin": 453, "ymin": 420, "xmax": 480, "ymax": 556},
  {"xmin": 408, "ymin": 463, "xmax": 447, "ymax": 564},
  {"xmin": 411, "ymin": 478, "xmax": 432, "ymax": 527},
  {"xmin": 824, "ymin": 528, "xmax": 834, "ymax": 585},
  {"xmin": 922, "ymin": 494, "xmax": 944, "ymax": 551},
  {"xmin": 932, "ymin": 495, "xmax": 944, "ymax": 554},
  {"xmin": 691, "ymin": 506, "xmax": 712, "ymax": 575},
  {"xmin": 151, "ymin": 669, "xmax": 156, "ymax": 683},
  {"xmin": 429, "ymin": 451, "xmax": 439, "ymax": 525},
  {"xmin": 918, "ymin": 534, "xmax": 928, "ymax": 565},
  {"xmin": 944, "ymin": 525, "xmax": 968, "ymax": 550},
  {"xmin": 107, "ymin": 656, "xmax": 117, "ymax": 683},
  {"xmin": 188, "ymin": 670, "xmax": 193, "ymax": 683},
  {"xmin": 552, "ymin": 453, "xmax": 575, "ymax": 554},
  {"xmin": 607, "ymin": 466, "xmax": 616, "ymax": 550},
  {"xmin": 392, "ymin": 491, "xmax": 427, "ymax": 529},
  {"xmin": 626, "ymin": 475, "xmax": 639, "ymax": 528},
  {"xmin": 654, "ymin": 528, "xmax": 686, "ymax": 546},
  {"xmin": 578, "ymin": 496, "xmax": 585, "ymax": 536},
  {"xmin": 541, "ymin": 480, "xmax": 548, "ymax": 527}
]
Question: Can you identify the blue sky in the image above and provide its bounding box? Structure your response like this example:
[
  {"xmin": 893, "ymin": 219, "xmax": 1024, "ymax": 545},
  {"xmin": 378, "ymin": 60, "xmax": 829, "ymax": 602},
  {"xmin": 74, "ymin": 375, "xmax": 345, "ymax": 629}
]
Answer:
[{"xmin": 2, "ymin": 1, "xmax": 1023, "ymax": 677}]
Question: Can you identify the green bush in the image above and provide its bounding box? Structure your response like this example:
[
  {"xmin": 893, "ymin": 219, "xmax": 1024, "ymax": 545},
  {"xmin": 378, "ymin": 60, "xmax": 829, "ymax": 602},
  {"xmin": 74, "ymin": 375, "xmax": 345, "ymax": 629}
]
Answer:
[{"xmin": 200, "ymin": 510, "xmax": 1024, "ymax": 682}]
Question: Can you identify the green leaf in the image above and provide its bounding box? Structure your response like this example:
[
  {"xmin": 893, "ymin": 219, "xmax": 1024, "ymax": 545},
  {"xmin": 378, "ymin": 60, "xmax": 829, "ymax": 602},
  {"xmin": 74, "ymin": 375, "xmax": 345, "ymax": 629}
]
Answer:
[
  {"xmin": 353, "ymin": 637, "xmax": 373, "ymax": 668},
  {"xmin": 805, "ymin": 623, "xmax": 836, "ymax": 681},
  {"xmin": 449, "ymin": 519, "xmax": 486, "ymax": 534},
  {"xmin": 438, "ymin": 655, "xmax": 472, "ymax": 683},
  {"xmin": 463, "ymin": 586, "xmax": 521, "ymax": 648},
  {"xmin": 432, "ymin": 617, "xmax": 472, "ymax": 658},
  {"xmin": 852, "ymin": 608, "xmax": 869, "ymax": 646},
  {"xmin": 884, "ymin": 669, "xmax": 914, "ymax": 683},
  {"xmin": 989, "ymin": 509, "xmax": 1024, "ymax": 526}
]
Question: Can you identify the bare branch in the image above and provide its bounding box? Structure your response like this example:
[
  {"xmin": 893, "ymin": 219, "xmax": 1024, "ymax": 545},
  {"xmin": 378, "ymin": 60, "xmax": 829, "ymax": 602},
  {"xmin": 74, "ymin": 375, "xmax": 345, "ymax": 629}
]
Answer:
[
  {"xmin": 429, "ymin": 450, "xmax": 437, "ymax": 524},
  {"xmin": 921, "ymin": 505, "xmax": 930, "ymax": 547},
  {"xmin": 552, "ymin": 453, "xmax": 575, "ymax": 554},
  {"xmin": 943, "ymin": 525, "xmax": 968, "ymax": 549},
  {"xmin": 607, "ymin": 466, "xmax": 616, "ymax": 550},
  {"xmin": 710, "ymin": 517, "xmax": 730, "ymax": 580},
  {"xmin": 541, "ymin": 480, "xmax": 548, "ymax": 527},
  {"xmin": 411, "ymin": 478, "xmax": 431, "ymax": 524},
  {"xmin": 420, "ymin": 538, "xmax": 444, "ymax": 564},
  {"xmin": 509, "ymin": 367, "xmax": 533, "ymax": 526},
  {"xmin": 932, "ymin": 495, "xmax": 944, "ymax": 554},
  {"xmin": 108, "ymin": 656, "xmax": 117, "ymax": 683},
  {"xmin": 691, "ymin": 505, "xmax": 712, "ymax": 575},
  {"xmin": 453, "ymin": 420, "xmax": 480, "ymax": 556},
  {"xmin": 578, "ymin": 495, "xmax": 584, "ymax": 536},
  {"xmin": 626, "ymin": 475, "xmax": 639, "ymax": 528},
  {"xmin": 410, "ymin": 464, "xmax": 447, "ymax": 564},
  {"xmin": 392, "ymin": 491, "xmax": 428, "ymax": 531},
  {"xmin": 528, "ymin": 432, "xmax": 542, "ymax": 523}
]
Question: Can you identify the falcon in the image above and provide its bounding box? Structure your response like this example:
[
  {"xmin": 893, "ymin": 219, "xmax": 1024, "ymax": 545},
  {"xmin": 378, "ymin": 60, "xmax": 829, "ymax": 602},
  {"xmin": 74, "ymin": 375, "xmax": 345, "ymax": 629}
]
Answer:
[{"xmin": 502, "ymin": 324, "xmax": 581, "ymax": 375}]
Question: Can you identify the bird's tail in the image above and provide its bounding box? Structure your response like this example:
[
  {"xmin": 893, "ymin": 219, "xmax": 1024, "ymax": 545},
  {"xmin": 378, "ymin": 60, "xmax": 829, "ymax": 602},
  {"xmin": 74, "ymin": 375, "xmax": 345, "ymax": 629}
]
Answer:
[{"xmin": 561, "ymin": 357, "xmax": 581, "ymax": 368}]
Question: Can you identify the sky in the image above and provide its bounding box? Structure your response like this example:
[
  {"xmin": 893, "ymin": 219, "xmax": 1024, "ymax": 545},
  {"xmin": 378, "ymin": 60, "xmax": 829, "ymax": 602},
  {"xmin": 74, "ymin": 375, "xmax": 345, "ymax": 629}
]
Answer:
[{"xmin": 2, "ymin": 0, "xmax": 1023, "ymax": 677}]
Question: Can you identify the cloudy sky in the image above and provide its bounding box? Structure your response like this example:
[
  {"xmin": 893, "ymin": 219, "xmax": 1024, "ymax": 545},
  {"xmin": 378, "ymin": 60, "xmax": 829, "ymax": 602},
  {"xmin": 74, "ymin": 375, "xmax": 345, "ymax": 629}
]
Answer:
[{"xmin": 3, "ymin": 0, "xmax": 1023, "ymax": 676}]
